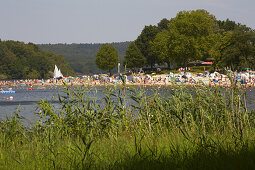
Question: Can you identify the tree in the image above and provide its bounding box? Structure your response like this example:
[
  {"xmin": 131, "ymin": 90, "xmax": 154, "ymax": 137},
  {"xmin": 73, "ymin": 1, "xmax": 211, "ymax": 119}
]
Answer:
[
  {"xmin": 169, "ymin": 32, "xmax": 198, "ymax": 66},
  {"xmin": 27, "ymin": 69, "xmax": 40, "ymax": 79},
  {"xmin": 167, "ymin": 9, "xmax": 220, "ymax": 66},
  {"xmin": 216, "ymin": 26, "xmax": 255, "ymax": 70},
  {"xmin": 218, "ymin": 19, "xmax": 238, "ymax": 32},
  {"xmin": 0, "ymin": 40, "xmax": 74, "ymax": 79},
  {"xmin": 157, "ymin": 18, "xmax": 170, "ymax": 31},
  {"xmin": 135, "ymin": 25, "xmax": 159, "ymax": 68},
  {"xmin": 151, "ymin": 30, "xmax": 173, "ymax": 68},
  {"xmin": 123, "ymin": 42, "xmax": 146, "ymax": 70},
  {"xmin": 39, "ymin": 42, "xmax": 130, "ymax": 74},
  {"xmin": 169, "ymin": 10, "xmax": 219, "ymax": 38},
  {"xmin": 95, "ymin": 44, "xmax": 120, "ymax": 75}
]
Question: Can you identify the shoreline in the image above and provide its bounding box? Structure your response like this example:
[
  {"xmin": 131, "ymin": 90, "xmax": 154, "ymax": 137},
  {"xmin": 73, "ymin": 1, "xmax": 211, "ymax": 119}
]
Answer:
[
  {"xmin": 1, "ymin": 71, "xmax": 254, "ymax": 90},
  {"xmin": 1, "ymin": 81, "xmax": 254, "ymax": 89}
]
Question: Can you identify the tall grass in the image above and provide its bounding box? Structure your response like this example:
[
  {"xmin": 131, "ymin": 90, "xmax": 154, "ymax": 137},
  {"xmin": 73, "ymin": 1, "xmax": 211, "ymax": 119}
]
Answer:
[{"xmin": 0, "ymin": 81, "xmax": 255, "ymax": 169}]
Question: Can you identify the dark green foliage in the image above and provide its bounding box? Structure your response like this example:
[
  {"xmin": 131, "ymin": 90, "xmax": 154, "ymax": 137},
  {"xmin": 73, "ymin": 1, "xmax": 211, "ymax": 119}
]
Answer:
[
  {"xmin": 217, "ymin": 26, "xmax": 255, "ymax": 69},
  {"xmin": 0, "ymin": 40, "xmax": 74, "ymax": 79},
  {"xmin": 95, "ymin": 44, "xmax": 120, "ymax": 74},
  {"xmin": 166, "ymin": 10, "xmax": 219, "ymax": 66},
  {"xmin": 218, "ymin": 18, "xmax": 239, "ymax": 31},
  {"xmin": 157, "ymin": 18, "xmax": 170, "ymax": 31},
  {"xmin": 135, "ymin": 25, "xmax": 160, "ymax": 68},
  {"xmin": 39, "ymin": 42, "xmax": 130, "ymax": 74},
  {"xmin": 123, "ymin": 42, "xmax": 146, "ymax": 69},
  {"xmin": 149, "ymin": 10, "xmax": 255, "ymax": 69}
]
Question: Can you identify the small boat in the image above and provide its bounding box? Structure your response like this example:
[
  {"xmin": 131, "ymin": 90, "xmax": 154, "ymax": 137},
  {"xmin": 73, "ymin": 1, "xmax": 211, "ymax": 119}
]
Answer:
[
  {"xmin": 54, "ymin": 65, "xmax": 63, "ymax": 79},
  {"xmin": 26, "ymin": 88, "xmax": 34, "ymax": 91},
  {"xmin": 1, "ymin": 91, "xmax": 16, "ymax": 94}
]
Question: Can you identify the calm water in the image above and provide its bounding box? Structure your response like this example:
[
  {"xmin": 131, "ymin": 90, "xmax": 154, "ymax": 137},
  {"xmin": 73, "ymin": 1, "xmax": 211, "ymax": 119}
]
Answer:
[
  {"xmin": 0, "ymin": 86, "xmax": 255, "ymax": 121},
  {"xmin": 0, "ymin": 87, "xmax": 61, "ymax": 120}
]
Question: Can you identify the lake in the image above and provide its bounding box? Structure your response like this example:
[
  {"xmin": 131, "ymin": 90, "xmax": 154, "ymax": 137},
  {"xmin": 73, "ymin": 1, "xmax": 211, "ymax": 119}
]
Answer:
[{"xmin": 1, "ymin": 86, "xmax": 255, "ymax": 121}]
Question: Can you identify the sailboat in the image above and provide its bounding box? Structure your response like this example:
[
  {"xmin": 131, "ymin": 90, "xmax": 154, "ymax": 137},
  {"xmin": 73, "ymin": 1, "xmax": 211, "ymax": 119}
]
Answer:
[{"xmin": 53, "ymin": 65, "xmax": 63, "ymax": 79}]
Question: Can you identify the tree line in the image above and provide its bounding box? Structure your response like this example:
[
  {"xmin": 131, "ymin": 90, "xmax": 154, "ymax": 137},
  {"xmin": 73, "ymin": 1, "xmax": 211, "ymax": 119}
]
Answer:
[
  {"xmin": 39, "ymin": 42, "xmax": 130, "ymax": 74},
  {"xmin": 0, "ymin": 40, "xmax": 74, "ymax": 79},
  {"xmin": 121, "ymin": 9, "xmax": 255, "ymax": 71}
]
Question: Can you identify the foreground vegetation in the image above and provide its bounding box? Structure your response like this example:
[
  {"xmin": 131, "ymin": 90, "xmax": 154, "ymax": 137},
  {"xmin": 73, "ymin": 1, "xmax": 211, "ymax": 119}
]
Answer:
[{"xmin": 0, "ymin": 81, "xmax": 255, "ymax": 169}]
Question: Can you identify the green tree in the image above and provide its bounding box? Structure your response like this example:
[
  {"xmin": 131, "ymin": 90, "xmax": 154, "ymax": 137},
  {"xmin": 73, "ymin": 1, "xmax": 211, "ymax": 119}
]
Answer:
[
  {"xmin": 198, "ymin": 33, "xmax": 223, "ymax": 61},
  {"xmin": 218, "ymin": 19, "xmax": 238, "ymax": 31},
  {"xmin": 151, "ymin": 30, "xmax": 173, "ymax": 68},
  {"xmin": 27, "ymin": 69, "xmax": 40, "ymax": 79},
  {"xmin": 95, "ymin": 44, "xmax": 120, "ymax": 75},
  {"xmin": 0, "ymin": 40, "xmax": 74, "ymax": 79},
  {"xmin": 167, "ymin": 9, "xmax": 220, "ymax": 66},
  {"xmin": 123, "ymin": 42, "xmax": 146, "ymax": 70},
  {"xmin": 216, "ymin": 26, "xmax": 255, "ymax": 70},
  {"xmin": 169, "ymin": 32, "xmax": 198, "ymax": 66},
  {"xmin": 157, "ymin": 18, "xmax": 170, "ymax": 31},
  {"xmin": 135, "ymin": 25, "xmax": 159, "ymax": 68},
  {"xmin": 169, "ymin": 9, "xmax": 219, "ymax": 38}
]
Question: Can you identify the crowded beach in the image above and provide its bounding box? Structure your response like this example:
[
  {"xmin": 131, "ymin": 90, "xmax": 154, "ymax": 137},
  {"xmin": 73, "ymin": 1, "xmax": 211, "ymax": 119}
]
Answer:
[{"xmin": 0, "ymin": 69, "xmax": 255, "ymax": 91}]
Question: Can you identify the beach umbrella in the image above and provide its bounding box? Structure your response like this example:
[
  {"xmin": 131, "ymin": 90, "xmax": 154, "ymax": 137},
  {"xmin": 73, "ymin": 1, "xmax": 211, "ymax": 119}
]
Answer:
[{"xmin": 202, "ymin": 62, "xmax": 213, "ymax": 65}]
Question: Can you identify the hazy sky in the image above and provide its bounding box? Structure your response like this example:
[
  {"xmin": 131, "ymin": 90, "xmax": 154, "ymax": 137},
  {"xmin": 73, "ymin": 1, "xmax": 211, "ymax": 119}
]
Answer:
[{"xmin": 1, "ymin": 0, "xmax": 254, "ymax": 44}]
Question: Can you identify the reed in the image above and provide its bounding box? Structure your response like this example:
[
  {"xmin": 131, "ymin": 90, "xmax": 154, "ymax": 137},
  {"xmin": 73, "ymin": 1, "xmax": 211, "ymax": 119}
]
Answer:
[{"xmin": 0, "ymin": 81, "xmax": 255, "ymax": 169}]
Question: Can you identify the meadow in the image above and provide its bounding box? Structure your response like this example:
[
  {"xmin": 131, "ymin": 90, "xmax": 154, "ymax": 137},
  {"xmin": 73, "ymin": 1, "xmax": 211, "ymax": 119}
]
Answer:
[{"xmin": 0, "ymin": 80, "xmax": 255, "ymax": 169}]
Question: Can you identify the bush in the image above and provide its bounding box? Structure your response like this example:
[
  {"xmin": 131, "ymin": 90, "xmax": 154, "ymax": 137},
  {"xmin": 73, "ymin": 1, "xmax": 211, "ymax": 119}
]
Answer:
[{"xmin": 0, "ymin": 74, "xmax": 8, "ymax": 80}]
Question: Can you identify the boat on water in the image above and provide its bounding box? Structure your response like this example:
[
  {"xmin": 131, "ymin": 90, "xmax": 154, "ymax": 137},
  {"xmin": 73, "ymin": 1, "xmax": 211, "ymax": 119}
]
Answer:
[
  {"xmin": 1, "ymin": 91, "xmax": 15, "ymax": 94},
  {"xmin": 53, "ymin": 65, "xmax": 63, "ymax": 79}
]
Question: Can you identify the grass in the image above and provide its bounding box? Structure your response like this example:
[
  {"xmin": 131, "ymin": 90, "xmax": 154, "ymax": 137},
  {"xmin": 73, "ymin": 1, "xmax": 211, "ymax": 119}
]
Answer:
[{"xmin": 0, "ymin": 80, "xmax": 255, "ymax": 169}]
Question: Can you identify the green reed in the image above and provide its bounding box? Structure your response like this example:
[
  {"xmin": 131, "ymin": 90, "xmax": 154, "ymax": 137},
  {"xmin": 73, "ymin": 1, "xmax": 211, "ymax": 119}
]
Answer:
[{"xmin": 0, "ymin": 80, "xmax": 255, "ymax": 169}]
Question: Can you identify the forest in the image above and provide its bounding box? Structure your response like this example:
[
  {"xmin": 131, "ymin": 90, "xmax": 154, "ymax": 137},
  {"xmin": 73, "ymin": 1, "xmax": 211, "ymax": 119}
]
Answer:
[
  {"xmin": 0, "ymin": 40, "xmax": 74, "ymax": 79},
  {"xmin": 39, "ymin": 42, "xmax": 130, "ymax": 74}
]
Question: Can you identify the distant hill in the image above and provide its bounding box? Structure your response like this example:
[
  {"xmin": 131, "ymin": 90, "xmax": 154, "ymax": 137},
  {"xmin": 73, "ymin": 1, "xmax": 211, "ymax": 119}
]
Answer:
[
  {"xmin": 39, "ymin": 42, "xmax": 130, "ymax": 74},
  {"xmin": 0, "ymin": 40, "xmax": 74, "ymax": 79}
]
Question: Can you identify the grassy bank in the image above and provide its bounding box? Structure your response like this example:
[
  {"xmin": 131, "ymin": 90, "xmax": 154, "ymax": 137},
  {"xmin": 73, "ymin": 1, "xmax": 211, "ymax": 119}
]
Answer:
[{"xmin": 0, "ymin": 82, "xmax": 255, "ymax": 169}]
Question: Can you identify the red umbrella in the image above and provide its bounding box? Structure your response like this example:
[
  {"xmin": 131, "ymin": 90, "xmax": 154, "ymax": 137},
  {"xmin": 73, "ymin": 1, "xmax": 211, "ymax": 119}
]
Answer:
[{"xmin": 202, "ymin": 62, "xmax": 213, "ymax": 65}]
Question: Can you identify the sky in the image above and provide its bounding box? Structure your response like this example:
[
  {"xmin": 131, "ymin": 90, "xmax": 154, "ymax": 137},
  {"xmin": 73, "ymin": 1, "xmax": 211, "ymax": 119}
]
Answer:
[{"xmin": 0, "ymin": 0, "xmax": 255, "ymax": 44}]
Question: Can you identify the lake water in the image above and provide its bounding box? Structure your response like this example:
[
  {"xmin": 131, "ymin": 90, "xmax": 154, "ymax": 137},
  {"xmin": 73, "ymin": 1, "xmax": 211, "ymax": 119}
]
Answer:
[{"xmin": 0, "ymin": 86, "xmax": 255, "ymax": 121}]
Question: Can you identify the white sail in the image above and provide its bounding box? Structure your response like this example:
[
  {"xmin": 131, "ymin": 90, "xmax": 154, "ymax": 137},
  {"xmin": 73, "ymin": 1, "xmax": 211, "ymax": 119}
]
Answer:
[{"xmin": 53, "ymin": 65, "xmax": 63, "ymax": 78}]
